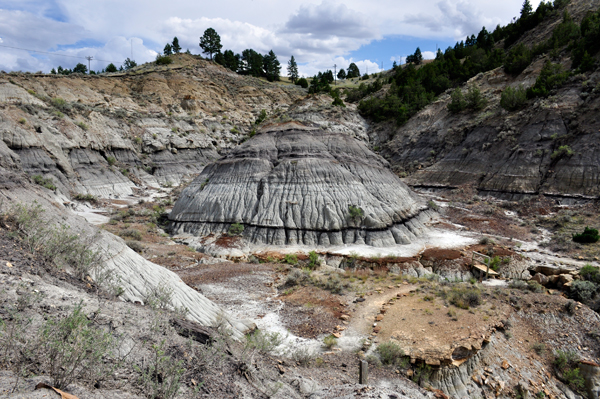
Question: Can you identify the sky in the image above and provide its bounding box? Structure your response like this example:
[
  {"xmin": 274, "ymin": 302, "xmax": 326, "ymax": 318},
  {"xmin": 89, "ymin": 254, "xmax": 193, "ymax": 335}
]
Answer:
[{"xmin": 0, "ymin": 0, "xmax": 542, "ymax": 77}]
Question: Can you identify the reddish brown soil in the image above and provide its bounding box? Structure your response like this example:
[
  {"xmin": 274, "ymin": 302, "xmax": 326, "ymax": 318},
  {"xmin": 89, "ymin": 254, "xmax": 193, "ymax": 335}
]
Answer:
[{"xmin": 278, "ymin": 286, "xmax": 348, "ymax": 338}]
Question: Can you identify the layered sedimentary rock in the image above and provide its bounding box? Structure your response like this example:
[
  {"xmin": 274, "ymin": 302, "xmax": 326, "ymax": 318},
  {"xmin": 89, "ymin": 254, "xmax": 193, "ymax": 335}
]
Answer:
[{"xmin": 170, "ymin": 122, "xmax": 431, "ymax": 247}]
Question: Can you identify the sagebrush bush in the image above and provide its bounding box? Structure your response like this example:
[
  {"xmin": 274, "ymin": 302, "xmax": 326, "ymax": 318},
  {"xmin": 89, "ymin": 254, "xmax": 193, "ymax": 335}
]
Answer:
[
  {"xmin": 500, "ymin": 85, "xmax": 527, "ymax": 111},
  {"xmin": 3, "ymin": 202, "xmax": 104, "ymax": 279},
  {"xmin": 377, "ymin": 341, "xmax": 407, "ymax": 366},
  {"xmin": 448, "ymin": 286, "xmax": 481, "ymax": 309},
  {"xmin": 570, "ymin": 280, "xmax": 597, "ymax": 302},
  {"xmin": 245, "ymin": 330, "xmax": 284, "ymax": 354},
  {"xmin": 156, "ymin": 55, "xmax": 173, "ymax": 65},
  {"xmin": 38, "ymin": 304, "xmax": 115, "ymax": 389}
]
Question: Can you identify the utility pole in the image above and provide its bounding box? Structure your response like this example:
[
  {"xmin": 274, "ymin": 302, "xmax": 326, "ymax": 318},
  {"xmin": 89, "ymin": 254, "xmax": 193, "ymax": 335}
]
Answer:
[
  {"xmin": 334, "ymin": 64, "xmax": 336, "ymax": 85},
  {"xmin": 85, "ymin": 56, "xmax": 93, "ymax": 74}
]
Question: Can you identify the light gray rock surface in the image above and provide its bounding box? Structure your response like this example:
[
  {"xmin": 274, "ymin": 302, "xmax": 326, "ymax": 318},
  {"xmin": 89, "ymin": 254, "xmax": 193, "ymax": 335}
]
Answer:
[
  {"xmin": 170, "ymin": 122, "xmax": 430, "ymax": 247},
  {"xmin": 0, "ymin": 173, "xmax": 254, "ymax": 338}
]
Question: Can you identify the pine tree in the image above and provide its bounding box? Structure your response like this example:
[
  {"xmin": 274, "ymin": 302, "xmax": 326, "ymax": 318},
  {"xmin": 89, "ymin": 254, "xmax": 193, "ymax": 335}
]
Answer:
[
  {"xmin": 347, "ymin": 63, "xmax": 360, "ymax": 78},
  {"xmin": 337, "ymin": 68, "xmax": 346, "ymax": 80},
  {"xmin": 105, "ymin": 63, "xmax": 118, "ymax": 73},
  {"xmin": 73, "ymin": 63, "xmax": 87, "ymax": 74},
  {"xmin": 172, "ymin": 37, "xmax": 181, "ymax": 54},
  {"xmin": 287, "ymin": 55, "xmax": 299, "ymax": 83},
  {"xmin": 124, "ymin": 58, "xmax": 137, "ymax": 70},
  {"xmin": 263, "ymin": 50, "xmax": 281, "ymax": 82},
  {"xmin": 164, "ymin": 43, "xmax": 173, "ymax": 56},
  {"xmin": 50, "ymin": 68, "xmax": 57, "ymax": 75},
  {"xmin": 199, "ymin": 28, "xmax": 222, "ymax": 60},
  {"xmin": 521, "ymin": 0, "xmax": 532, "ymax": 19}
]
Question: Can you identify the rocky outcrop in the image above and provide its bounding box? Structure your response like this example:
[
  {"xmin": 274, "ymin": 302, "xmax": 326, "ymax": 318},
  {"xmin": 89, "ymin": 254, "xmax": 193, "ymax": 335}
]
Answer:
[
  {"xmin": 0, "ymin": 55, "xmax": 304, "ymax": 197},
  {"xmin": 170, "ymin": 122, "xmax": 431, "ymax": 247}
]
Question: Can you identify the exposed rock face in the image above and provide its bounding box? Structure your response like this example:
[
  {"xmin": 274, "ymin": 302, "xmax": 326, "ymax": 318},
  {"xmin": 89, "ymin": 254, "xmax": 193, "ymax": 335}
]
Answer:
[
  {"xmin": 170, "ymin": 122, "xmax": 431, "ymax": 247},
  {"xmin": 0, "ymin": 55, "xmax": 304, "ymax": 197},
  {"xmin": 381, "ymin": 60, "xmax": 600, "ymax": 199}
]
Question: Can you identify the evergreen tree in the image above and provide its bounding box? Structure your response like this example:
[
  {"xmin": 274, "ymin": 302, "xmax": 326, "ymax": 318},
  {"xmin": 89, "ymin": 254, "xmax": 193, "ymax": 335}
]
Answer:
[
  {"xmin": 50, "ymin": 68, "xmax": 57, "ymax": 75},
  {"xmin": 124, "ymin": 58, "xmax": 137, "ymax": 70},
  {"xmin": 164, "ymin": 43, "xmax": 173, "ymax": 55},
  {"xmin": 223, "ymin": 50, "xmax": 240, "ymax": 72},
  {"xmin": 57, "ymin": 66, "xmax": 64, "ymax": 74},
  {"xmin": 199, "ymin": 28, "xmax": 222, "ymax": 60},
  {"xmin": 347, "ymin": 63, "xmax": 360, "ymax": 78},
  {"xmin": 73, "ymin": 63, "xmax": 87, "ymax": 74},
  {"xmin": 241, "ymin": 49, "xmax": 263, "ymax": 77},
  {"xmin": 263, "ymin": 50, "xmax": 281, "ymax": 82},
  {"xmin": 406, "ymin": 47, "xmax": 423, "ymax": 65},
  {"xmin": 105, "ymin": 63, "xmax": 118, "ymax": 73},
  {"xmin": 337, "ymin": 68, "xmax": 346, "ymax": 80},
  {"xmin": 172, "ymin": 37, "xmax": 181, "ymax": 54},
  {"xmin": 287, "ymin": 55, "xmax": 299, "ymax": 83},
  {"xmin": 392, "ymin": 61, "xmax": 398, "ymax": 69},
  {"xmin": 521, "ymin": 0, "xmax": 533, "ymax": 18}
]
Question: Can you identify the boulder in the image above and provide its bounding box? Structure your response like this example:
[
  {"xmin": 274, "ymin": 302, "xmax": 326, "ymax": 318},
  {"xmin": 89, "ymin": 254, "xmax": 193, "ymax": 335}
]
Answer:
[{"xmin": 531, "ymin": 273, "xmax": 549, "ymax": 286}]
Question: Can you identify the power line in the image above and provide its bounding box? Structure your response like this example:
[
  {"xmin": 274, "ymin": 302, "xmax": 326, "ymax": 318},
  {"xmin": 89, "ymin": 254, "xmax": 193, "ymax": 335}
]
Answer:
[{"xmin": 0, "ymin": 44, "xmax": 122, "ymax": 65}]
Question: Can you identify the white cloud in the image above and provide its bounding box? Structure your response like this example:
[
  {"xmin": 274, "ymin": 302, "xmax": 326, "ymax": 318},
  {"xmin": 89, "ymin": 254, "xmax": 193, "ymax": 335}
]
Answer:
[
  {"xmin": 284, "ymin": 1, "xmax": 379, "ymax": 40},
  {"xmin": 1, "ymin": 0, "xmax": 544, "ymax": 73}
]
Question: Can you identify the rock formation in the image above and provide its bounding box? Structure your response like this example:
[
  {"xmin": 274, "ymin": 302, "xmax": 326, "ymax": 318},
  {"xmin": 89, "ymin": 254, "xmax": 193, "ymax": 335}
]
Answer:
[{"xmin": 170, "ymin": 122, "xmax": 432, "ymax": 247}]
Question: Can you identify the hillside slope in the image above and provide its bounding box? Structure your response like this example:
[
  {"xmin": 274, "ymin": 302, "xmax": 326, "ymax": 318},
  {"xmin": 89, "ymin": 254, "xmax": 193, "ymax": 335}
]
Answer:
[{"xmin": 374, "ymin": 0, "xmax": 600, "ymax": 200}]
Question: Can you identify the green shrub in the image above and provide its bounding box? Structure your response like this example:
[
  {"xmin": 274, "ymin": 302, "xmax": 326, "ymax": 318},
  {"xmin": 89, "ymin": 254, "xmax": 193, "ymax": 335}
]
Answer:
[
  {"xmin": 532, "ymin": 342, "xmax": 546, "ymax": 355},
  {"xmin": 121, "ymin": 229, "xmax": 143, "ymax": 240},
  {"xmin": 504, "ymin": 43, "xmax": 532, "ymax": 75},
  {"xmin": 377, "ymin": 341, "xmax": 407, "ymax": 366},
  {"xmin": 228, "ymin": 222, "xmax": 244, "ymax": 236},
  {"xmin": 527, "ymin": 280, "xmax": 544, "ymax": 293},
  {"xmin": 18, "ymin": 118, "xmax": 27, "ymax": 125},
  {"xmin": 527, "ymin": 61, "xmax": 570, "ymax": 98},
  {"xmin": 134, "ymin": 137, "xmax": 142, "ymax": 144},
  {"xmin": 245, "ymin": 330, "xmax": 284, "ymax": 354},
  {"xmin": 466, "ymin": 86, "xmax": 487, "ymax": 110},
  {"xmin": 284, "ymin": 253, "xmax": 298, "ymax": 265},
  {"xmin": 554, "ymin": 350, "xmax": 585, "ymax": 393},
  {"xmin": 323, "ymin": 335, "xmax": 338, "ymax": 349},
  {"xmin": 573, "ymin": 226, "xmax": 599, "ymax": 243},
  {"xmin": 126, "ymin": 241, "xmax": 144, "ymax": 253},
  {"xmin": 447, "ymin": 88, "xmax": 466, "ymax": 113},
  {"xmin": 296, "ymin": 77, "xmax": 309, "ymax": 88},
  {"xmin": 308, "ymin": 251, "xmax": 319, "ymax": 269},
  {"xmin": 32, "ymin": 175, "xmax": 56, "ymax": 190},
  {"xmin": 551, "ymin": 145, "xmax": 573, "ymax": 159},
  {"xmin": 448, "ymin": 287, "xmax": 481, "ymax": 309},
  {"xmin": 332, "ymin": 97, "xmax": 345, "ymax": 107},
  {"xmin": 38, "ymin": 303, "xmax": 115, "ymax": 389},
  {"xmin": 500, "ymin": 85, "xmax": 527, "ymax": 111},
  {"xmin": 73, "ymin": 193, "xmax": 98, "ymax": 203},
  {"xmin": 136, "ymin": 339, "xmax": 184, "ymax": 399},
  {"xmin": 570, "ymin": 280, "xmax": 597, "ymax": 302},
  {"xmin": 484, "ymin": 255, "xmax": 501, "ymax": 272},
  {"xmin": 156, "ymin": 55, "xmax": 173, "ymax": 65},
  {"xmin": 106, "ymin": 156, "xmax": 116, "ymax": 166},
  {"xmin": 580, "ymin": 265, "xmax": 600, "ymax": 283},
  {"xmin": 348, "ymin": 205, "xmax": 364, "ymax": 224},
  {"xmin": 77, "ymin": 121, "xmax": 89, "ymax": 131},
  {"xmin": 51, "ymin": 97, "xmax": 69, "ymax": 111},
  {"xmin": 248, "ymin": 129, "xmax": 257, "ymax": 138},
  {"xmin": 255, "ymin": 109, "xmax": 267, "ymax": 125}
]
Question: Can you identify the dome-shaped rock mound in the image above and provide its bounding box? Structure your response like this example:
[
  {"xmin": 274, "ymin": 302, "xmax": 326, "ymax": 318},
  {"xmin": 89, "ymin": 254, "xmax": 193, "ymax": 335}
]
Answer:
[{"xmin": 169, "ymin": 122, "xmax": 432, "ymax": 247}]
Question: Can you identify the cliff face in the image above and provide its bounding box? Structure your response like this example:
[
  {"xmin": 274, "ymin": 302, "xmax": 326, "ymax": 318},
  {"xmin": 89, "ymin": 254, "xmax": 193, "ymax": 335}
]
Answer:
[
  {"xmin": 170, "ymin": 122, "xmax": 431, "ymax": 247},
  {"xmin": 0, "ymin": 55, "xmax": 304, "ymax": 197}
]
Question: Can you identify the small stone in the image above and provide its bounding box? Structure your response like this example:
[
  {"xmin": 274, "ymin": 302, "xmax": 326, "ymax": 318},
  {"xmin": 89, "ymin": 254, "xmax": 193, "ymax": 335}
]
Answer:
[
  {"xmin": 376, "ymin": 315, "xmax": 384, "ymax": 321},
  {"xmin": 407, "ymin": 369, "xmax": 414, "ymax": 377},
  {"xmin": 501, "ymin": 360, "xmax": 510, "ymax": 370},
  {"xmin": 332, "ymin": 333, "xmax": 341, "ymax": 338},
  {"xmin": 340, "ymin": 315, "xmax": 350, "ymax": 320}
]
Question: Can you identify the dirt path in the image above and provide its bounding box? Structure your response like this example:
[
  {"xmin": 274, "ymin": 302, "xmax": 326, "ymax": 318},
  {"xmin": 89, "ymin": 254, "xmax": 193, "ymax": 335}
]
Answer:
[{"xmin": 347, "ymin": 284, "xmax": 417, "ymax": 336}]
